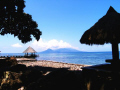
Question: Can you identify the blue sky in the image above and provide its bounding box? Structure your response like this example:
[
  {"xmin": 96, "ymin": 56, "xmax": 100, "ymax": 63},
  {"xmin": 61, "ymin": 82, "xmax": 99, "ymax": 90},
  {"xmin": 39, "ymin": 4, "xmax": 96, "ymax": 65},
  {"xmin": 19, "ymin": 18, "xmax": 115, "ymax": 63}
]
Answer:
[{"xmin": 0, "ymin": 0, "xmax": 120, "ymax": 53}]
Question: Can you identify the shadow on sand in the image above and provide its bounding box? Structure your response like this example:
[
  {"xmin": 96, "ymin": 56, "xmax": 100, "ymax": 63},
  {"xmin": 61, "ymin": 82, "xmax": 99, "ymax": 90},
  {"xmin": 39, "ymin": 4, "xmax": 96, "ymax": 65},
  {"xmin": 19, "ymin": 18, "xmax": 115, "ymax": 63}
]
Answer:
[
  {"xmin": 0, "ymin": 63, "xmax": 84, "ymax": 90},
  {"xmin": 1, "ymin": 58, "xmax": 120, "ymax": 90}
]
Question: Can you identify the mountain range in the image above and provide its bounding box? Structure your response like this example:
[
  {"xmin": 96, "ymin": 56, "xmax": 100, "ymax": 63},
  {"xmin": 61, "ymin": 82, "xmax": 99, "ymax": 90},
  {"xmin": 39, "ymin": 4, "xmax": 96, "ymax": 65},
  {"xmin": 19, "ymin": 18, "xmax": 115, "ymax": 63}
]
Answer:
[{"xmin": 41, "ymin": 48, "xmax": 81, "ymax": 53}]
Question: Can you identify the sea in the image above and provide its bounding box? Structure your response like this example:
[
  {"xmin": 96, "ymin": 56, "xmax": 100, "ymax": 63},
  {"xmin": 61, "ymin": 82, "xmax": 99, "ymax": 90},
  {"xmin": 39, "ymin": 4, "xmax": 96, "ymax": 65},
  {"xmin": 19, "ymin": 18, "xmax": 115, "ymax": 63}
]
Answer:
[{"xmin": 0, "ymin": 52, "xmax": 113, "ymax": 65}]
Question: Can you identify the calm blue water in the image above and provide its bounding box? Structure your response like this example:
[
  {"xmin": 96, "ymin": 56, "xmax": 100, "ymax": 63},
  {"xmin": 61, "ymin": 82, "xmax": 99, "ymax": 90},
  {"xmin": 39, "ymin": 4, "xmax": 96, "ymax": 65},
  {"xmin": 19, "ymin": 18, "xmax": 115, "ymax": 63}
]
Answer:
[
  {"xmin": 0, "ymin": 52, "xmax": 113, "ymax": 65},
  {"xmin": 36, "ymin": 52, "xmax": 113, "ymax": 65}
]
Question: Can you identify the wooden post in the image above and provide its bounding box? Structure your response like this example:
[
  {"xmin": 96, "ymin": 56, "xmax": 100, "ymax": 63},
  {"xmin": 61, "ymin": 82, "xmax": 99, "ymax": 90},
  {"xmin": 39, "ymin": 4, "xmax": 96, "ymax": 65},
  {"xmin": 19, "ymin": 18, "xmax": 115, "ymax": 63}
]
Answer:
[{"xmin": 112, "ymin": 42, "xmax": 119, "ymax": 61}]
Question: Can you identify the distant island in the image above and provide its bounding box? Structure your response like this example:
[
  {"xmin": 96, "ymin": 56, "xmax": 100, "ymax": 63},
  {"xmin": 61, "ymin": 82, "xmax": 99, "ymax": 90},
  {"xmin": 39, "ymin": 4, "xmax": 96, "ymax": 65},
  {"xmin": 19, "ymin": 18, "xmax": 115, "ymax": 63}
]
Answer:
[{"xmin": 40, "ymin": 48, "xmax": 82, "ymax": 53}]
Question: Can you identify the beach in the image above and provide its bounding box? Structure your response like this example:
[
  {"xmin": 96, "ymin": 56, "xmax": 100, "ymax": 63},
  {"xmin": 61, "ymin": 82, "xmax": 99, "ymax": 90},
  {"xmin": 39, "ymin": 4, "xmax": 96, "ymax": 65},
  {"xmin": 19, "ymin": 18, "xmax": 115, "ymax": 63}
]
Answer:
[
  {"xmin": 18, "ymin": 60, "xmax": 90, "ymax": 71},
  {"xmin": 0, "ymin": 57, "xmax": 91, "ymax": 89},
  {"xmin": 1, "ymin": 58, "xmax": 115, "ymax": 90},
  {"xmin": 17, "ymin": 60, "xmax": 89, "ymax": 89}
]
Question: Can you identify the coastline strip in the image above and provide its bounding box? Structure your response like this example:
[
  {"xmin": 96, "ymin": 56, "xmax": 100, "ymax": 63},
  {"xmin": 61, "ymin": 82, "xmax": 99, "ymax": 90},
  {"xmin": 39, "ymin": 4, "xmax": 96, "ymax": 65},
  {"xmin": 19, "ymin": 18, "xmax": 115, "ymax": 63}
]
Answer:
[{"xmin": 18, "ymin": 60, "xmax": 91, "ymax": 71}]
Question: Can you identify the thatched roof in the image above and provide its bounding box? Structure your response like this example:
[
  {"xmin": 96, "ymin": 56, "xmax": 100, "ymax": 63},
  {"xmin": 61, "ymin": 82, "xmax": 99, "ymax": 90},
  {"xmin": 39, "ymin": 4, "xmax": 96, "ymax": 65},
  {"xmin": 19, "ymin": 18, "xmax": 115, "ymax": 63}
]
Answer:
[
  {"xmin": 80, "ymin": 6, "xmax": 120, "ymax": 45},
  {"xmin": 23, "ymin": 46, "xmax": 36, "ymax": 53}
]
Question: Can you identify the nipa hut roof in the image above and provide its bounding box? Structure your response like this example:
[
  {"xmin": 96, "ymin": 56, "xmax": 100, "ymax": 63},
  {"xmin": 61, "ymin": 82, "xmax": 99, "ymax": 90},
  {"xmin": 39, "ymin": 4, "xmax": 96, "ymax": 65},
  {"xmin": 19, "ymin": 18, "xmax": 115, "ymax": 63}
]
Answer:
[
  {"xmin": 23, "ymin": 46, "xmax": 37, "ymax": 53},
  {"xmin": 80, "ymin": 6, "xmax": 120, "ymax": 45}
]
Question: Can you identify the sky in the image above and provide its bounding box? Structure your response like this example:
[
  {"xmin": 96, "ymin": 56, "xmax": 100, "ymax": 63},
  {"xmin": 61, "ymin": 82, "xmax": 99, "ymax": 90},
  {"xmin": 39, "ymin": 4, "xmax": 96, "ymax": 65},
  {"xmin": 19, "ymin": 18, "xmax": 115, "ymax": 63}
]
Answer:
[{"xmin": 0, "ymin": 0, "xmax": 120, "ymax": 53}]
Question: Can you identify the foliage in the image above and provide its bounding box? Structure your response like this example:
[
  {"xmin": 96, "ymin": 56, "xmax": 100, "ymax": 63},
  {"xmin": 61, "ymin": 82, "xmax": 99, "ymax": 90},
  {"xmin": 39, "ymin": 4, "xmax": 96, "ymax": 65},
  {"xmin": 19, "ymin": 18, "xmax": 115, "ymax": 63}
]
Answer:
[{"xmin": 0, "ymin": 0, "xmax": 42, "ymax": 43}]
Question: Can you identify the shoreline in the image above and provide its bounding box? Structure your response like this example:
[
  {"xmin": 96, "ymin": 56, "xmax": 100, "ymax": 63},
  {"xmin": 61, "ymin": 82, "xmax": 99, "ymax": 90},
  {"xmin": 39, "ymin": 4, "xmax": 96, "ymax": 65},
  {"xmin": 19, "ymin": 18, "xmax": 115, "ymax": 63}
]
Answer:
[{"xmin": 18, "ymin": 60, "xmax": 91, "ymax": 71}]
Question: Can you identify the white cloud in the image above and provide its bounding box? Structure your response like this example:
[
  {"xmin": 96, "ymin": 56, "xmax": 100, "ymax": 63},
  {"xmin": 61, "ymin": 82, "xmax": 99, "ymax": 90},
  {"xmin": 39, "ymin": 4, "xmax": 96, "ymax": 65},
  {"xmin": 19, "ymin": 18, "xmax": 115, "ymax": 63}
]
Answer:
[
  {"xmin": 11, "ymin": 43, "xmax": 23, "ymax": 47},
  {"xmin": 31, "ymin": 38, "xmax": 79, "ymax": 52}
]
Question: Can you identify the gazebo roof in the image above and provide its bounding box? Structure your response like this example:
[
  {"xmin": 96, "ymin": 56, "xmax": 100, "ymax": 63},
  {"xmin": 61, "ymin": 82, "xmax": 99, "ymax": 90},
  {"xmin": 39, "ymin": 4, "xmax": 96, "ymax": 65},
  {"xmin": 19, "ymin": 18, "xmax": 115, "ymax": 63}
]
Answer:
[
  {"xmin": 80, "ymin": 6, "xmax": 120, "ymax": 45},
  {"xmin": 80, "ymin": 6, "xmax": 120, "ymax": 61},
  {"xmin": 23, "ymin": 46, "xmax": 37, "ymax": 53}
]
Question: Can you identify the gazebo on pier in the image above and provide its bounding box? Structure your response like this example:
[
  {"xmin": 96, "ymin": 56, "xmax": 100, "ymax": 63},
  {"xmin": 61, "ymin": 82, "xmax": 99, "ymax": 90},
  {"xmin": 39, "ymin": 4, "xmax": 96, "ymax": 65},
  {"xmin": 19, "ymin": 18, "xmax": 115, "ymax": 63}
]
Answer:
[{"xmin": 23, "ymin": 46, "xmax": 37, "ymax": 58}]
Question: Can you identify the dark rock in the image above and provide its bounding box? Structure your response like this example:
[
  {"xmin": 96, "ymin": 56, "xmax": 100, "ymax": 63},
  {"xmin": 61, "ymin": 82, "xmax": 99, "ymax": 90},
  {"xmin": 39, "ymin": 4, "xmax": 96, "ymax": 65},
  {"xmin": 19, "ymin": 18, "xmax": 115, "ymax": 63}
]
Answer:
[
  {"xmin": 0, "ymin": 71, "xmax": 22, "ymax": 90},
  {"xmin": 0, "ymin": 57, "xmax": 17, "ymax": 68}
]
